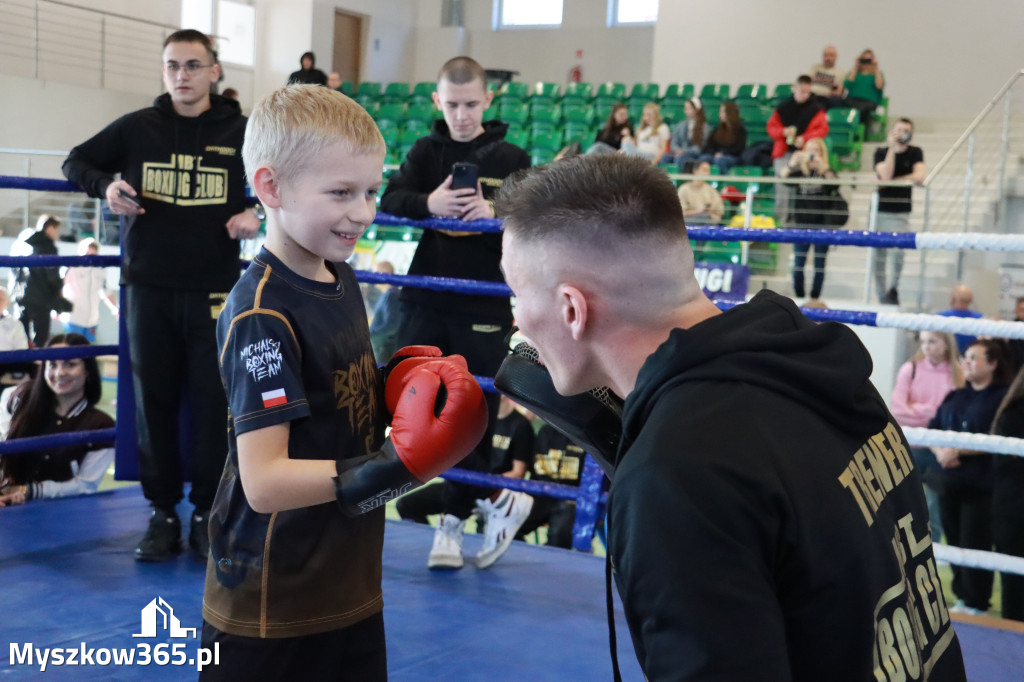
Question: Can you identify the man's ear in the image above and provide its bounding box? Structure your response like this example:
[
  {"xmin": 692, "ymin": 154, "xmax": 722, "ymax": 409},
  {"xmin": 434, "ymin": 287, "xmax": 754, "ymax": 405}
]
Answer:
[
  {"xmin": 559, "ymin": 284, "xmax": 588, "ymax": 341},
  {"xmin": 251, "ymin": 166, "xmax": 282, "ymax": 209}
]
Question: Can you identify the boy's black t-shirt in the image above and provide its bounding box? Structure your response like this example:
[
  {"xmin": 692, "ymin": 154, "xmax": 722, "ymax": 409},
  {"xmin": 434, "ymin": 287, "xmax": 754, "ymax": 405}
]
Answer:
[
  {"xmin": 874, "ymin": 145, "xmax": 924, "ymax": 213},
  {"xmin": 379, "ymin": 119, "xmax": 530, "ymax": 323},
  {"xmin": 203, "ymin": 247, "xmax": 387, "ymax": 639}
]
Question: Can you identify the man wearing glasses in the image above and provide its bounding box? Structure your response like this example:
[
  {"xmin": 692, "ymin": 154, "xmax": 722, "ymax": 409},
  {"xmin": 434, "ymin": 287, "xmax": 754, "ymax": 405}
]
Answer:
[{"xmin": 63, "ymin": 29, "xmax": 260, "ymax": 563}]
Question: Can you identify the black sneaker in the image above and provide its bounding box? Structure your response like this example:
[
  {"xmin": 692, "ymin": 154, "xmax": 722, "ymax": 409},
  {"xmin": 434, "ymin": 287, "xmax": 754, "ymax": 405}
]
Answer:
[
  {"xmin": 134, "ymin": 508, "xmax": 182, "ymax": 562},
  {"xmin": 190, "ymin": 510, "xmax": 210, "ymax": 559}
]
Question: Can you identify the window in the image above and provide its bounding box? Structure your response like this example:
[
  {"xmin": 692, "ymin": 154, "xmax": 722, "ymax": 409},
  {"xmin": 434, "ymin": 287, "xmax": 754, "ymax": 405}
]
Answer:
[
  {"xmin": 494, "ymin": 0, "xmax": 563, "ymax": 29},
  {"xmin": 181, "ymin": 0, "xmax": 213, "ymax": 34},
  {"xmin": 216, "ymin": 1, "xmax": 255, "ymax": 66},
  {"xmin": 609, "ymin": 0, "xmax": 658, "ymax": 26}
]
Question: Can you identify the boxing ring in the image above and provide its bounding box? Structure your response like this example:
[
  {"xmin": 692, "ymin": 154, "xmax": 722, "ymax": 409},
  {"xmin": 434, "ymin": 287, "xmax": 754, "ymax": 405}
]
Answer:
[{"xmin": 1, "ymin": 174, "xmax": 1023, "ymax": 680}]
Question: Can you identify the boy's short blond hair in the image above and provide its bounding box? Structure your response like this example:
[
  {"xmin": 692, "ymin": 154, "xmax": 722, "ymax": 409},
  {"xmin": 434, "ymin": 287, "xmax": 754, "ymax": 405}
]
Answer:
[{"xmin": 243, "ymin": 84, "xmax": 385, "ymax": 183}]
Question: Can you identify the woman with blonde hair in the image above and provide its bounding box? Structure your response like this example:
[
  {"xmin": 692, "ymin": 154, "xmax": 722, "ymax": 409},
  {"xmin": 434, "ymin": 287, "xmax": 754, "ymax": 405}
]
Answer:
[
  {"xmin": 890, "ymin": 330, "xmax": 964, "ymax": 542},
  {"xmin": 780, "ymin": 137, "xmax": 841, "ymax": 299},
  {"xmin": 620, "ymin": 102, "xmax": 670, "ymax": 163}
]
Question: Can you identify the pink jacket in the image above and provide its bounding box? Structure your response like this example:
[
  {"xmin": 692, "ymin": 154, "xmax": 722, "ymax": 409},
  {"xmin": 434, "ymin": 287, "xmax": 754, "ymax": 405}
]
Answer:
[{"xmin": 889, "ymin": 359, "xmax": 956, "ymax": 428}]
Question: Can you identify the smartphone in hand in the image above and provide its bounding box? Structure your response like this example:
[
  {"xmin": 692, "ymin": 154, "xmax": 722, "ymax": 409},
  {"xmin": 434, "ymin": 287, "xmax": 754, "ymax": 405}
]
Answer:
[
  {"xmin": 118, "ymin": 189, "xmax": 142, "ymax": 208},
  {"xmin": 450, "ymin": 162, "xmax": 479, "ymax": 191}
]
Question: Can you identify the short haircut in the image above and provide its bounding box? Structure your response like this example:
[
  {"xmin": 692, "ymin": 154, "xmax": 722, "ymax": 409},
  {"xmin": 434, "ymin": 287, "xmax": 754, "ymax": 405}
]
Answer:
[
  {"xmin": 796, "ymin": 74, "xmax": 813, "ymax": 85},
  {"xmin": 164, "ymin": 29, "xmax": 215, "ymax": 61},
  {"xmin": 898, "ymin": 117, "xmax": 914, "ymax": 128},
  {"xmin": 37, "ymin": 214, "xmax": 61, "ymax": 231},
  {"xmin": 495, "ymin": 155, "xmax": 686, "ymax": 247},
  {"xmin": 438, "ymin": 56, "xmax": 487, "ymax": 86},
  {"xmin": 243, "ymin": 85, "xmax": 385, "ymax": 184}
]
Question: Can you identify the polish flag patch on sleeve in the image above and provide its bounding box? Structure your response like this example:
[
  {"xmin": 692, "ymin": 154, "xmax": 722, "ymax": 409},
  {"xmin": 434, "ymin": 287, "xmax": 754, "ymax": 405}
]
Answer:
[{"xmin": 261, "ymin": 388, "xmax": 287, "ymax": 408}]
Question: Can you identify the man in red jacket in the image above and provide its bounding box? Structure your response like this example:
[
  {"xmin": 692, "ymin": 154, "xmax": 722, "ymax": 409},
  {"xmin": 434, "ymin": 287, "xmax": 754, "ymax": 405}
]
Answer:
[{"xmin": 767, "ymin": 75, "xmax": 829, "ymax": 227}]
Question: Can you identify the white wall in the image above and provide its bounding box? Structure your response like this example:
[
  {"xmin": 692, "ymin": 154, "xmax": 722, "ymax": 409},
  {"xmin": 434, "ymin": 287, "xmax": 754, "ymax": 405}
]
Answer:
[
  {"xmin": 653, "ymin": 0, "xmax": 1024, "ymax": 118},
  {"xmin": 412, "ymin": 0, "xmax": 653, "ymax": 87},
  {"xmin": 309, "ymin": 0, "xmax": 418, "ymax": 85}
]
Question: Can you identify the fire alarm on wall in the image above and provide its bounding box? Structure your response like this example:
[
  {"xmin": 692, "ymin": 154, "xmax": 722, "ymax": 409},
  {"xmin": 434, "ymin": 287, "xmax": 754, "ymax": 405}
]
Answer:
[{"xmin": 575, "ymin": 49, "xmax": 583, "ymax": 59}]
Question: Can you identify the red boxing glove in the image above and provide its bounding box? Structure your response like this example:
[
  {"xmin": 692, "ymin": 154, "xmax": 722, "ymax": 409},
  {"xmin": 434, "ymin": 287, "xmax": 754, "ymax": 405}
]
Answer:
[{"xmin": 386, "ymin": 355, "xmax": 488, "ymax": 482}]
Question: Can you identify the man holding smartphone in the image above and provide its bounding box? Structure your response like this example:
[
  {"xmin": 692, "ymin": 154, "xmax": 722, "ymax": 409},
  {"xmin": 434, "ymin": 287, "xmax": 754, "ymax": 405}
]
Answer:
[{"xmin": 380, "ymin": 56, "xmax": 531, "ymax": 570}]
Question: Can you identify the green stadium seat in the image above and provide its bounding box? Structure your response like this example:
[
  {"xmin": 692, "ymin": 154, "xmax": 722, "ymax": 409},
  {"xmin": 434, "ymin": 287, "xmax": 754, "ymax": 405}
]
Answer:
[
  {"xmin": 867, "ymin": 96, "xmax": 889, "ymax": 141},
  {"xmin": 497, "ymin": 101, "xmax": 530, "ymax": 126},
  {"xmin": 727, "ymin": 166, "xmax": 763, "ymax": 194},
  {"xmin": 530, "ymin": 148, "xmax": 558, "ymax": 166},
  {"xmin": 594, "ymin": 82, "xmax": 627, "ymax": 104},
  {"xmin": 406, "ymin": 102, "xmax": 436, "ymax": 124},
  {"xmin": 381, "ymin": 82, "xmax": 410, "ymax": 104},
  {"xmin": 594, "ymin": 101, "xmax": 614, "ymax": 124},
  {"xmin": 660, "ymin": 105, "xmax": 686, "ymax": 125},
  {"xmin": 562, "ymin": 102, "xmax": 595, "ymax": 125},
  {"xmin": 483, "ymin": 106, "xmax": 499, "ymax": 121},
  {"xmin": 628, "ymin": 82, "xmax": 660, "ymax": 102},
  {"xmin": 399, "ymin": 125, "xmax": 428, "ymax": 147},
  {"xmin": 410, "ymin": 81, "xmax": 435, "ymax": 103},
  {"xmin": 501, "ymin": 81, "xmax": 530, "ymax": 102},
  {"xmin": 562, "ymin": 82, "xmax": 593, "ymax": 102},
  {"xmin": 530, "ymin": 102, "xmax": 562, "ymax": 125},
  {"xmin": 374, "ymin": 103, "xmax": 405, "ymax": 125},
  {"xmin": 734, "ymin": 84, "xmax": 770, "ymax": 102},
  {"xmin": 563, "ymin": 122, "xmax": 593, "ymax": 145},
  {"xmin": 531, "ymin": 82, "xmax": 561, "ymax": 103},
  {"xmin": 699, "ymin": 84, "xmax": 730, "ymax": 100},
  {"xmin": 826, "ymin": 108, "xmax": 863, "ymax": 171},
  {"xmin": 377, "ymin": 122, "xmax": 401, "ymax": 149},
  {"xmin": 339, "ymin": 80, "xmax": 356, "ymax": 96},
  {"xmin": 505, "ymin": 127, "xmax": 531, "ymax": 148},
  {"xmin": 357, "ymin": 81, "xmax": 382, "ymax": 97},
  {"xmin": 770, "ymin": 83, "xmax": 793, "ymax": 106},
  {"xmin": 662, "ymin": 83, "xmax": 695, "ymax": 105},
  {"xmin": 530, "ymin": 129, "xmax": 564, "ymax": 151},
  {"xmin": 627, "ymin": 101, "xmax": 645, "ymax": 123}
]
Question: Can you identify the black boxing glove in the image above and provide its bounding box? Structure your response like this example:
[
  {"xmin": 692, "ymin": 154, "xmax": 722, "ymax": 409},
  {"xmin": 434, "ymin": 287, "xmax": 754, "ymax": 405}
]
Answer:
[{"xmin": 493, "ymin": 342, "xmax": 622, "ymax": 478}]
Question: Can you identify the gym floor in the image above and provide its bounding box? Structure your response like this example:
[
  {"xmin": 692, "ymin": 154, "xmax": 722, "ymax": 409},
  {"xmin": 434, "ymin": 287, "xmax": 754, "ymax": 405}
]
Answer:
[{"xmin": 1, "ymin": 487, "xmax": 1021, "ymax": 681}]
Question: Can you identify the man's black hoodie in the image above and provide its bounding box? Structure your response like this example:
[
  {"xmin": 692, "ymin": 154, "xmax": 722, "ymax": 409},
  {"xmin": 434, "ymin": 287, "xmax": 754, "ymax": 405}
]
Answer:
[
  {"xmin": 62, "ymin": 93, "xmax": 248, "ymax": 292},
  {"xmin": 379, "ymin": 119, "xmax": 530, "ymax": 323},
  {"xmin": 608, "ymin": 291, "xmax": 966, "ymax": 681},
  {"xmin": 20, "ymin": 229, "xmax": 63, "ymax": 310}
]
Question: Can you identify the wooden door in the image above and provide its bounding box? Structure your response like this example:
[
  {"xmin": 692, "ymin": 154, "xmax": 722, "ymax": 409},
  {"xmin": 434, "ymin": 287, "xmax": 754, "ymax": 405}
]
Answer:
[{"xmin": 332, "ymin": 10, "xmax": 363, "ymax": 83}]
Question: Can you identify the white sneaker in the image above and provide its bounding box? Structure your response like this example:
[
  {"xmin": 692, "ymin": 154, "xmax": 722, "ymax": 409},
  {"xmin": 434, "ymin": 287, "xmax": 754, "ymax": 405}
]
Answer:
[
  {"xmin": 948, "ymin": 599, "xmax": 986, "ymax": 616},
  {"xmin": 428, "ymin": 514, "xmax": 465, "ymax": 570},
  {"xmin": 475, "ymin": 490, "xmax": 534, "ymax": 569}
]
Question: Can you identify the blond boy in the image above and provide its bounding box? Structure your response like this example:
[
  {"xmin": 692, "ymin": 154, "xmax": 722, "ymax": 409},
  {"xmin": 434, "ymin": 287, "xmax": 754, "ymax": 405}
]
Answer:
[{"xmin": 200, "ymin": 85, "xmax": 487, "ymax": 680}]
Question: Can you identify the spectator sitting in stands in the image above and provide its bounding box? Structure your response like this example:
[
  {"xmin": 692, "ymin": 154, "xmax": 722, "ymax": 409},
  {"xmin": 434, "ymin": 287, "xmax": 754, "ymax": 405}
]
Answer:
[
  {"xmin": 286, "ymin": 51, "xmax": 327, "ymax": 86},
  {"xmin": 0, "ymin": 333, "xmax": 114, "ymax": 506},
  {"xmin": 767, "ymin": 75, "xmax": 829, "ymax": 228},
  {"xmin": 620, "ymin": 102, "xmax": 670, "ymax": 164},
  {"xmin": 808, "ymin": 45, "xmax": 847, "ymax": 108},
  {"xmin": 677, "ymin": 161, "xmax": 724, "ymax": 225},
  {"xmin": 585, "ymin": 103, "xmax": 633, "ymax": 155},
  {"xmin": 327, "ymin": 72, "xmax": 342, "ymax": 90},
  {"xmin": 889, "ymin": 331, "xmax": 963, "ymax": 543},
  {"xmin": 689, "ymin": 101, "xmax": 747, "ymax": 174},
  {"xmin": 63, "ymin": 238, "xmax": 118, "ymax": 343},
  {"xmin": 660, "ymin": 97, "xmax": 711, "ymax": 167},
  {"xmin": 843, "ymin": 49, "xmax": 885, "ymax": 129},
  {"xmin": 221, "ymin": 88, "xmax": 238, "ymax": 101},
  {"xmin": 936, "ymin": 285, "xmax": 984, "ymax": 356}
]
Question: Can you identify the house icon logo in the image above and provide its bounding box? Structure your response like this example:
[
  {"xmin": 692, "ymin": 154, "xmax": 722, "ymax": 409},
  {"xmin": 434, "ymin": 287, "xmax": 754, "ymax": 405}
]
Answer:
[{"xmin": 133, "ymin": 597, "xmax": 197, "ymax": 639}]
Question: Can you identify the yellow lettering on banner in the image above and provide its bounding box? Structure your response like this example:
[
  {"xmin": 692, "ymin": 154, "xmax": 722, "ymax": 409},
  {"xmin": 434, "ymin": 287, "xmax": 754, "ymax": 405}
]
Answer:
[
  {"xmin": 176, "ymin": 154, "xmax": 195, "ymax": 171},
  {"xmin": 894, "ymin": 608, "xmax": 921, "ymax": 679},
  {"xmin": 927, "ymin": 558, "xmax": 950, "ymax": 626},
  {"xmin": 884, "ymin": 423, "xmax": 914, "ymax": 474},
  {"xmin": 178, "ymin": 171, "xmax": 191, "ymax": 198},
  {"xmin": 839, "ymin": 467, "xmax": 874, "ymax": 525}
]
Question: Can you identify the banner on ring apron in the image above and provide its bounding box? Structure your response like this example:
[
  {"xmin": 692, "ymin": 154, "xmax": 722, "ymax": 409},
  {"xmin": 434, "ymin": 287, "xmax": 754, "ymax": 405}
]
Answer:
[{"xmin": 694, "ymin": 261, "xmax": 749, "ymax": 303}]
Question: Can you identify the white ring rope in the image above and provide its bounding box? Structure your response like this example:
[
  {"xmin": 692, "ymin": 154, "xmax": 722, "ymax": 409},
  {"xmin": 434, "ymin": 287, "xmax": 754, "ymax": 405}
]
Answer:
[
  {"xmin": 915, "ymin": 232, "xmax": 1024, "ymax": 252},
  {"xmin": 932, "ymin": 544, "xmax": 1024, "ymax": 577},
  {"xmin": 901, "ymin": 427, "xmax": 1024, "ymax": 457},
  {"xmin": 874, "ymin": 312, "xmax": 1024, "ymax": 340}
]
